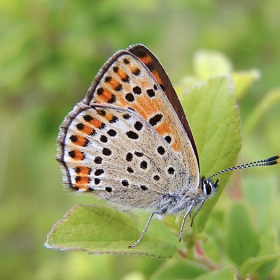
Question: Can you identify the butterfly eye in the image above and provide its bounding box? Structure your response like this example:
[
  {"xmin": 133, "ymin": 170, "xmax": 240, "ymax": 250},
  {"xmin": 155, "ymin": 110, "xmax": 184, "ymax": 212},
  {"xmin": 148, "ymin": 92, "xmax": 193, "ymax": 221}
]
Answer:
[
  {"xmin": 203, "ymin": 181, "xmax": 212, "ymax": 196},
  {"xmin": 202, "ymin": 178, "xmax": 219, "ymax": 197}
]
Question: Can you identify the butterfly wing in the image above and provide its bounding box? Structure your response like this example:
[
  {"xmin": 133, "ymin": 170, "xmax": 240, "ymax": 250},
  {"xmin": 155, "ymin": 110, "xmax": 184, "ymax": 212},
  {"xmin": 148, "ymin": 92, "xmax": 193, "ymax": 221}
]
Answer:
[{"xmin": 58, "ymin": 45, "xmax": 199, "ymax": 202}]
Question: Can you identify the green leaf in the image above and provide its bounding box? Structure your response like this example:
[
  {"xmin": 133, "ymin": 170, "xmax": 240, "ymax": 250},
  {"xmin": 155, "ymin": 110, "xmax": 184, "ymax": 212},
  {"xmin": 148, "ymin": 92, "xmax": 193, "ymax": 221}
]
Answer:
[
  {"xmin": 240, "ymin": 254, "xmax": 280, "ymax": 278},
  {"xmin": 231, "ymin": 70, "xmax": 261, "ymax": 100},
  {"xmin": 225, "ymin": 202, "xmax": 259, "ymax": 266},
  {"xmin": 150, "ymin": 259, "xmax": 209, "ymax": 280},
  {"xmin": 45, "ymin": 204, "xmax": 177, "ymax": 258},
  {"xmin": 193, "ymin": 51, "xmax": 233, "ymax": 79},
  {"xmin": 192, "ymin": 50, "xmax": 260, "ymax": 101},
  {"xmin": 194, "ymin": 265, "xmax": 237, "ymax": 280},
  {"xmin": 257, "ymin": 230, "xmax": 278, "ymax": 257},
  {"xmin": 180, "ymin": 76, "xmax": 241, "ymax": 232},
  {"xmin": 240, "ymin": 230, "xmax": 279, "ymax": 278}
]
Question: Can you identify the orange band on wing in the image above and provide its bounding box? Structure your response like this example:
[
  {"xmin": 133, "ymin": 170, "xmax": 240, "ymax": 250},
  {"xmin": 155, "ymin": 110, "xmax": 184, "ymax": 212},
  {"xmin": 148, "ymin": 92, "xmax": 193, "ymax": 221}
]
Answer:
[
  {"xmin": 97, "ymin": 88, "xmax": 115, "ymax": 103},
  {"xmin": 75, "ymin": 166, "xmax": 92, "ymax": 175}
]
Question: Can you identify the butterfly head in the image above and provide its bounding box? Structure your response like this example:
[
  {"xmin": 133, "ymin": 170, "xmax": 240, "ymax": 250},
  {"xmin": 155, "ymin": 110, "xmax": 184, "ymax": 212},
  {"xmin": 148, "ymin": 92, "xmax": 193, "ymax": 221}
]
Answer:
[{"xmin": 200, "ymin": 177, "xmax": 219, "ymax": 199}]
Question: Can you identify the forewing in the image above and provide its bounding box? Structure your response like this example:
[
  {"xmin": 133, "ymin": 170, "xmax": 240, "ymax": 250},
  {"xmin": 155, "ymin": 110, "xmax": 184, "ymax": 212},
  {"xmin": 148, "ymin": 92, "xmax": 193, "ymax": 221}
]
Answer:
[{"xmin": 83, "ymin": 48, "xmax": 199, "ymax": 192}]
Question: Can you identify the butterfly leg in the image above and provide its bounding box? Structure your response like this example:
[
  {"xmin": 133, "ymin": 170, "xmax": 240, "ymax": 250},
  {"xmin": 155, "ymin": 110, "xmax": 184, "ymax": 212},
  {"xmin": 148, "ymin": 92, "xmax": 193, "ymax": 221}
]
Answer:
[
  {"xmin": 190, "ymin": 200, "xmax": 205, "ymax": 227},
  {"xmin": 179, "ymin": 199, "xmax": 203, "ymax": 242},
  {"xmin": 128, "ymin": 211, "xmax": 155, "ymax": 249}
]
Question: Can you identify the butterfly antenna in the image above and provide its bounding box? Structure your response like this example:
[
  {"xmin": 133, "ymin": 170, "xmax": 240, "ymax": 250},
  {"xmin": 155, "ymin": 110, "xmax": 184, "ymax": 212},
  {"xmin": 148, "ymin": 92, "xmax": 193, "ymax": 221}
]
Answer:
[{"xmin": 207, "ymin": 155, "xmax": 280, "ymax": 182}]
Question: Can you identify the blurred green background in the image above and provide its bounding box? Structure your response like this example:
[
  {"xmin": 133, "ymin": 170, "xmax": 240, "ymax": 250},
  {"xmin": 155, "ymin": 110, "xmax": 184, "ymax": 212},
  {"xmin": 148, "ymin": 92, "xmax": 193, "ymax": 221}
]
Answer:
[{"xmin": 1, "ymin": 0, "xmax": 280, "ymax": 279}]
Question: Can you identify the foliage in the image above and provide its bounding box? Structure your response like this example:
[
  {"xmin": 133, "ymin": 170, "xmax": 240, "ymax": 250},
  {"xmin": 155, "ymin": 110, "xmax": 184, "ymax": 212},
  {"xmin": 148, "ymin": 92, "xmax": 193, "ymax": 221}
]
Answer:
[{"xmin": 1, "ymin": 0, "xmax": 280, "ymax": 279}]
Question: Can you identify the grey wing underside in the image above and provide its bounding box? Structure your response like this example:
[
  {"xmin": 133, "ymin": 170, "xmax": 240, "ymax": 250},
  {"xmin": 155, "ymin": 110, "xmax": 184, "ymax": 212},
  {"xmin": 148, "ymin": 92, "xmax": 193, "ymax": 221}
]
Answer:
[{"xmin": 57, "ymin": 103, "xmax": 189, "ymax": 211}]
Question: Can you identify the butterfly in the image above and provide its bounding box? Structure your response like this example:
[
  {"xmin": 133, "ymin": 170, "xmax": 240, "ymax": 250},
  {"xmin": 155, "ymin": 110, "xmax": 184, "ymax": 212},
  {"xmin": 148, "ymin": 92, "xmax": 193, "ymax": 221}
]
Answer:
[{"xmin": 57, "ymin": 44, "xmax": 279, "ymax": 248}]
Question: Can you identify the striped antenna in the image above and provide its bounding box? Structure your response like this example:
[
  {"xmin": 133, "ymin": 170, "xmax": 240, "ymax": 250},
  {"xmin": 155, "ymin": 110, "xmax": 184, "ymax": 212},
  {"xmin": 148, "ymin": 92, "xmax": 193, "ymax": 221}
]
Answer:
[{"xmin": 208, "ymin": 155, "xmax": 280, "ymax": 182}]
